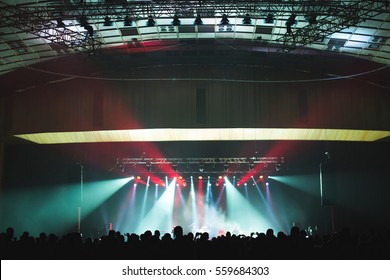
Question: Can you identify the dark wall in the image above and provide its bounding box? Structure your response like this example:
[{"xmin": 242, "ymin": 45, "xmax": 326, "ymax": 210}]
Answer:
[{"xmin": 1, "ymin": 51, "xmax": 390, "ymax": 135}]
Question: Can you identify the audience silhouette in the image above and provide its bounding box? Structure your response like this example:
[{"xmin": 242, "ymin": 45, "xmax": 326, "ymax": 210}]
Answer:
[{"xmin": 1, "ymin": 226, "xmax": 389, "ymax": 260}]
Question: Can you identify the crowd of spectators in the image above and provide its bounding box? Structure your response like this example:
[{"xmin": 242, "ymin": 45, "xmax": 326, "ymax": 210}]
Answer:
[{"xmin": 1, "ymin": 226, "xmax": 389, "ymax": 260}]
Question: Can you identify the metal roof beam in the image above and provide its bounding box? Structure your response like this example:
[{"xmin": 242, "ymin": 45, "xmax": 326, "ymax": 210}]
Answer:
[{"xmin": 1, "ymin": 1, "xmax": 388, "ymax": 52}]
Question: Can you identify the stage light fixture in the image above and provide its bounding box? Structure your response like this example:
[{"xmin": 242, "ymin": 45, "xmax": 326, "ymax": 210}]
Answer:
[
  {"xmin": 307, "ymin": 15, "xmax": 317, "ymax": 25},
  {"xmin": 84, "ymin": 25, "xmax": 94, "ymax": 37},
  {"xmin": 172, "ymin": 14, "xmax": 181, "ymax": 26},
  {"xmin": 220, "ymin": 14, "xmax": 229, "ymax": 25},
  {"xmin": 324, "ymin": 151, "xmax": 331, "ymax": 162},
  {"xmin": 223, "ymin": 164, "xmax": 229, "ymax": 171},
  {"xmin": 198, "ymin": 176, "xmax": 203, "ymax": 180},
  {"xmin": 56, "ymin": 19, "xmax": 65, "ymax": 28},
  {"xmin": 243, "ymin": 14, "xmax": 251, "ymax": 25},
  {"xmin": 104, "ymin": 16, "xmax": 113, "ymax": 26},
  {"xmin": 285, "ymin": 14, "xmax": 296, "ymax": 34},
  {"xmin": 78, "ymin": 16, "xmax": 88, "ymax": 27},
  {"xmin": 265, "ymin": 13, "xmax": 274, "ymax": 24},
  {"xmin": 199, "ymin": 164, "xmax": 204, "ymax": 172},
  {"xmin": 194, "ymin": 14, "xmax": 203, "ymax": 25},
  {"xmin": 124, "ymin": 16, "xmax": 133, "ymax": 26},
  {"xmin": 286, "ymin": 14, "xmax": 296, "ymax": 25},
  {"xmin": 147, "ymin": 15, "xmax": 156, "ymax": 27},
  {"xmin": 173, "ymin": 164, "xmax": 178, "ymax": 172},
  {"xmin": 276, "ymin": 159, "xmax": 283, "ymax": 171}
]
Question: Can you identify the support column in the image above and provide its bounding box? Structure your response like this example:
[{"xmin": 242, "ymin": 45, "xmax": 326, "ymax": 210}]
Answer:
[
  {"xmin": 0, "ymin": 95, "xmax": 6, "ymax": 223},
  {"xmin": 0, "ymin": 142, "xmax": 4, "ymax": 199}
]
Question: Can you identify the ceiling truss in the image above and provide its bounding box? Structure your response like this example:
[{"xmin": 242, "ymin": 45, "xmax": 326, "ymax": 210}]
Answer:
[
  {"xmin": 1, "ymin": 0, "xmax": 389, "ymax": 53},
  {"xmin": 0, "ymin": 1, "xmax": 102, "ymax": 54},
  {"xmin": 116, "ymin": 156, "xmax": 284, "ymax": 174},
  {"xmin": 119, "ymin": 156, "xmax": 282, "ymax": 165}
]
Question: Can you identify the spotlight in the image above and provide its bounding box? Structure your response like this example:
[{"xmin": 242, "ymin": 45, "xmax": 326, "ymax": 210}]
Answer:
[
  {"xmin": 173, "ymin": 164, "xmax": 178, "ymax": 172},
  {"xmin": 259, "ymin": 175, "xmax": 264, "ymax": 179},
  {"xmin": 198, "ymin": 176, "xmax": 203, "ymax": 180},
  {"xmin": 124, "ymin": 16, "xmax": 133, "ymax": 26},
  {"xmin": 84, "ymin": 25, "xmax": 94, "ymax": 37},
  {"xmin": 286, "ymin": 24, "xmax": 292, "ymax": 34},
  {"xmin": 307, "ymin": 15, "xmax": 317, "ymax": 25},
  {"xmin": 78, "ymin": 16, "xmax": 88, "ymax": 27},
  {"xmin": 103, "ymin": 16, "xmax": 113, "ymax": 26},
  {"xmin": 194, "ymin": 14, "xmax": 203, "ymax": 25},
  {"xmin": 249, "ymin": 163, "xmax": 254, "ymax": 170},
  {"xmin": 276, "ymin": 158, "xmax": 283, "ymax": 171},
  {"xmin": 136, "ymin": 176, "xmax": 141, "ymax": 180},
  {"xmin": 147, "ymin": 15, "xmax": 156, "ymax": 27},
  {"xmin": 265, "ymin": 13, "xmax": 274, "ymax": 24},
  {"xmin": 147, "ymin": 165, "xmax": 152, "ymax": 172},
  {"xmin": 223, "ymin": 164, "xmax": 229, "ymax": 172},
  {"xmin": 243, "ymin": 14, "xmax": 251, "ymax": 25},
  {"xmin": 172, "ymin": 14, "xmax": 181, "ymax": 26},
  {"xmin": 56, "ymin": 19, "xmax": 65, "ymax": 28},
  {"xmin": 286, "ymin": 14, "xmax": 296, "ymax": 25},
  {"xmin": 323, "ymin": 152, "xmax": 331, "ymax": 164},
  {"xmin": 220, "ymin": 14, "xmax": 229, "ymax": 25},
  {"xmin": 199, "ymin": 164, "xmax": 204, "ymax": 172},
  {"xmin": 178, "ymin": 176, "xmax": 183, "ymax": 180},
  {"xmin": 285, "ymin": 14, "xmax": 296, "ymax": 34},
  {"xmin": 218, "ymin": 176, "xmax": 223, "ymax": 180}
]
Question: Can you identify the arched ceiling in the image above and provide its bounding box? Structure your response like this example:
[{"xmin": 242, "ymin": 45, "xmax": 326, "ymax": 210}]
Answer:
[{"xmin": 1, "ymin": 0, "xmax": 390, "ymax": 75}]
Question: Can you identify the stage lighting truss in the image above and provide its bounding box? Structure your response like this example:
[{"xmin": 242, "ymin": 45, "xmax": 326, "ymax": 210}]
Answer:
[
  {"xmin": 1, "ymin": 1, "xmax": 388, "ymax": 54},
  {"xmin": 117, "ymin": 156, "xmax": 284, "ymax": 175}
]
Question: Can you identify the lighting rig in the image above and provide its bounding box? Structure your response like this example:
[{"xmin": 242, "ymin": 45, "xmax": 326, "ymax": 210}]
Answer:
[
  {"xmin": 115, "ymin": 156, "xmax": 285, "ymax": 177},
  {"xmin": 1, "ymin": 0, "xmax": 388, "ymax": 54}
]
